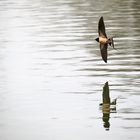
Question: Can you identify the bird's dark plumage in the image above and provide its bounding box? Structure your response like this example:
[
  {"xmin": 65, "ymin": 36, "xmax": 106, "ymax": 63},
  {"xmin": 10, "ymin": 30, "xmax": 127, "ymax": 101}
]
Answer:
[
  {"xmin": 100, "ymin": 43, "xmax": 108, "ymax": 63},
  {"xmin": 98, "ymin": 16, "xmax": 107, "ymax": 38}
]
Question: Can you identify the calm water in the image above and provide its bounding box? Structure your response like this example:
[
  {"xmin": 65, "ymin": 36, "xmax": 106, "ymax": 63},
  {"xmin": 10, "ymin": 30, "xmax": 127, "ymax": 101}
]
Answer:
[{"xmin": 0, "ymin": 0, "xmax": 140, "ymax": 140}]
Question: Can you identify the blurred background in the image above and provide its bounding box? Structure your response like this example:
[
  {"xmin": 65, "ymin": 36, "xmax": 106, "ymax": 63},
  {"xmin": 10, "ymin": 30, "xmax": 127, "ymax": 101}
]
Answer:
[{"xmin": 0, "ymin": 0, "xmax": 140, "ymax": 140}]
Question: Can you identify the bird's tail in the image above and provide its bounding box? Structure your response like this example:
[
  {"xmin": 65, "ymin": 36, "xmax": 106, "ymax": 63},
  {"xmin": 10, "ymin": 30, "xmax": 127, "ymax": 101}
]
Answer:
[
  {"xmin": 108, "ymin": 37, "xmax": 114, "ymax": 48},
  {"xmin": 108, "ymin": 37, "xmax": 118, "ymax": 51}
]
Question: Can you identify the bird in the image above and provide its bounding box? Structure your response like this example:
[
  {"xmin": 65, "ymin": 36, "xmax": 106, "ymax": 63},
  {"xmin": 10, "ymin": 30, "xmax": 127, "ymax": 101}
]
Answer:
[{"xmin": 95, "ymin": 16, "xmax": 114, "ymax": 63}]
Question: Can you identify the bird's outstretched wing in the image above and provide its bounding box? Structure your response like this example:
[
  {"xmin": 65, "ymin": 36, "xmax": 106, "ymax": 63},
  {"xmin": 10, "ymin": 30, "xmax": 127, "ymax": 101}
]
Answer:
[
  {"xmin": 102, "ymin": 81, "xmax": 110, "ymax": 104},
  {"xmin": 100, "ymin": 43, "xmax": 108, "ymax": 63},
  {"xmin": 98, "ymin": 17, "xmax": 107, "ymax": 38}
]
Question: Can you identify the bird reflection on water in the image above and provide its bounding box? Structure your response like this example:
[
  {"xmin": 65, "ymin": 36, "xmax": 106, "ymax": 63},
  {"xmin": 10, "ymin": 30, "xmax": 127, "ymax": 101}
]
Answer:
[{"xmin": 99, "ymin": 82, "xmax": 117, "ymax": 131}]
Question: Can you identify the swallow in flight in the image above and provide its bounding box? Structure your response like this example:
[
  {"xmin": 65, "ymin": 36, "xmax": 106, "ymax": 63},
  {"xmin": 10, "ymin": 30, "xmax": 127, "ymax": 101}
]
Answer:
[{"xmin": 95, "ymin": 16, "xmax": 114, "ymax": 63}]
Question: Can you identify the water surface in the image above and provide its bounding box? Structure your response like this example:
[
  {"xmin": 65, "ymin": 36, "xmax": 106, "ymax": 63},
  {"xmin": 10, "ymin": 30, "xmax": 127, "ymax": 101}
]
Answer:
[{"xmin": 0, "ymin": 0, "xmax": 140, "ymax": 140}]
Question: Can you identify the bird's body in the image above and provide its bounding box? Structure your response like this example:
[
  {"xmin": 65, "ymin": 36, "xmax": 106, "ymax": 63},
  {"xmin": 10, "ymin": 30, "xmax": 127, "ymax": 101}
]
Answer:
[
  {"xmin": 95, "ymin": 16, "xmax": 114, "ymax": 63},
  {"xmin": 99, "ymin": 36, "xmax": 108, "ymax": 43}
]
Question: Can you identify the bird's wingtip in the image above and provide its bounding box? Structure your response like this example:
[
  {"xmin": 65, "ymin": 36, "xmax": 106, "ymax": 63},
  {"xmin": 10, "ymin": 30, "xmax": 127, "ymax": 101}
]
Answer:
[
  {"xmin": 103, "ymin": 59, "xmax": 107, "ymax": 63},
  {"xmin": 100, "ymin": 16, "xmax": 103, "ymax": 20}
]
